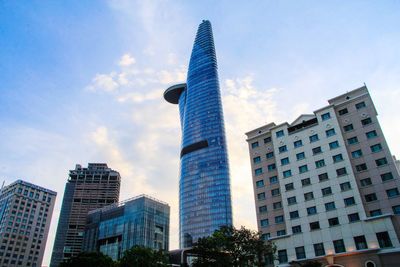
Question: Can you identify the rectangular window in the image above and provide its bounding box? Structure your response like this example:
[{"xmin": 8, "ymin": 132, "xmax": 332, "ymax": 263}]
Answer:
[
  {"xmin": 267, "ymin": 164, "xmax": 276, "ymax": 171},
  {"xmin": 278, "ymin": 250, "xmax": 288, "ymax": 264},
  {"xmin": 309, "ymin": 134, "xmax": 319, "ymax": 143},
  {"xmin": 355, "ymin": 101, "xmax": 366, "ymax": 109},
  {"xmin": 285, "ymin": 183, "xmax": 294, "ymax": 191},
  {"xmin": 269, "ymin": 176, "xmax": 278, "ymax": 184},
  {"xmin": 296, "ymin": 152, "xmax": 305, "ymax": 160},
  {"xmin": 365, "ymin": 193, "xmax": 377, "ymax": 202},
  {"xmin": 347, "ymin": 136, "xmax": 358, "ymax": 145},
  {"xmin": 312, "ymin": 146, "xmax": 322, "ymax": 155},
  {"xmin": 257, "ymin": 193, "xmax": 266, "ymax": 200},
  {"xmin": 333, "ymin": 239, "xmax": 346, "ymax": 253},
  {"xmin": 355, "ymin": 163, "xmax": 367, "ymax": 172},
  {"xmin": 283, "ymin": 170, "xmax": 292, "ymax": 178},
  {"xmin": 259, "ymin": 205, "xmax": 268, "ymax": 213},
  {"xmin": 343, "ymin": 124, "xmax": 354, "ymax": 132},
  {"xmin": 256, "ymin": 180, "xmax": 264, "ymax": 188},
  {"xmin": 310, "ymin": 221, "xmax": 320, "ymax": 231},
  {"xmin": 376, "ymin": 232, "xmax": 393, "ymax": 248},
  {"xmin": 354, "ymin": 235, "xmax": 368, "ymax": 250},
  {"xmin": 301, "ymin": 178, "xmax": 311, "ymax": 186},
  {"xmin": 313, "ymin": 243, "xmax": 325, "ymax": 256},
  {"xmin": 277, "ymin": 229, "xmax": 286, "ymax": 236},
  {"xmin": 260, "ymin": 219, "xmax": 269, "ymax": 227},
  {"xmin": 351, "ymin": 149, "xmax": 363, "ymax": 158},
  {"xmin": 281, "ymin": 157, "xmax": 290, "ymax": 165},
  {"xmin": 253, "ymin": 156, "xmax": 261, "ymax": 163},
  {"xmin": 329, "ymin": 217, "xmax": 339, "ymax": 226},
  {"xmin": 321, "ymin": 112, "xmax": 331, "ymax": 121},
  {"xmin": 361, "ymin": 117, "xmax": 372, "ymax": 126},
  {"xmin": 279, "ymin": 145, "xmax": 287, "ymax": 153},
  {"xmin": 255, "ymin": 168, "xmax": 263, "ymax": 176},
  {"xmin": 307, "ymin": 206, "xmax": 317, "ymax": 215},
  {"xmin": 332, "ymin": 154, "xmax": 343, "ymax": 163},
  {"xmin": 315, "ymin": 159, "xmax": 325, "ymax": 168},
  {"xmin": 295, "ymin": 246, "xmax": 306, "ymax": 259},
  {"xmin": 261, "ymin": 233, "xmax": 270, "ymax": 240},
  {"xmin": 386, "ymin": 188, "xmax": 400, "ymax": 198},
  {"xmin": 264, "ymin": 137, "xmax": 272, "ymax": 143},
  {"xmin": 393, "ymin": 205, "xmax": 400, "ymax": 214},
  {"xmin": 376, "ymin": 157, "xmax": 388, "ymax": 167},
  {"xmin": 340, "ymin": 182, "xmax": 351, "ymax": 191},
  {"xmin": 292, "ymin": 225, "xmax": 302, "ymax": 234},
  {"xmin": 370, "ymin": 143, "xmax": 383, "ymax": 153},
  {"xmin": 325, "ymin": 202, "xmax": 336, "ymax": 211},
  {"xmin": 290, "ymin": 210, "xmax": 299, "ymax": 219},
  {"xmin": 251, "ymin": 141, "xmax": 259, "ymax": 148},
  {"xmin": 366, "ymin": 130, "xmax": 378, "ymax": 139},
  {"xmin": 370, "ymin": 209, "xmax": 382, "ymax": 217},
  {"xmin": 348, "ymin": 213, "xmax": 360, "ymax": 222},
  {"xmin": 266, "ymin": 152, "xmax": 274, "ymax": 159},
  {"xmin": 326, "ymin": 128, "xmax": 336, "ymax": 137},
  {"xmin": 381, "ymin": 172, "xmax": 394, "ymax": 182},
  {"xmin": 287, "ymin": 196, "xmax": 297, "ymax": 205},
  {"xmin": 344, "ymin": 197, "xmax": 355, "ymax": 206},
  {"xmin": 338, "ymin": 108, "xmax": 348, "ymax": 115},
  {"xmin": 322, "ymin": 187, "xmax": 332, "ymax": 196},
  {"xmin": 304, "ymin": 192, "xmax": 314, "ymax": 201},
  {"xmin": 273, "ymin": 202, "xmax": 282, "ymax": 210},
  {"xmin": 299, "ymin": 165, "xmax": 308, "ymax": 173},
  {"xmin": 271, "ymin": 188, "xmax": 280, "ymax": 197},
  {"xmin": 275, "ymin": 216, "xmax": 284, "ymax": 224},
  {"xmin": 329, "ymin": 140, "xmax": 339, "ymax": 149},
  {"xmin": 360, "ymin": 177, "xmax": 372, "ymax": 187},
  {"xmin": 294, "ymin": 140, "xmax": 303, "ymax": 148},
  {"xmin": 276, "ymin": 130, "xmax": 285, "ymax": 138}
]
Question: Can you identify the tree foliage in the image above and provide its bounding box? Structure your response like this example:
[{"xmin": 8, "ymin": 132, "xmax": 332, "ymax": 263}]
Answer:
[
  {"xmin": 59, "ymin": 252, "xmax": 115, "ymax": 267},
  {"xmin": 192, "ymin": 226, "xmax": 276, "ymax": 267},
  {"xmin": 118, "ymin": 245, "xmax": 169, "ymax": 267}
]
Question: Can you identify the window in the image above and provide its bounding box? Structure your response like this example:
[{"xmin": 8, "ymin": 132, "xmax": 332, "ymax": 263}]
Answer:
[
  {"xmin": 376, "ymin": 157, "xmax": 388, "ymax": 167},
  {"xmin": 340, "ymin": 182, "xmax": 351, "ymax": 191},
  {"xmin": 312, "ymin": 146, "xmax": 322, "ymax": 155},
  {"xmin": 310, "ymin": 221, "xmax": 320, "ymax": 230},
  {"xmin": 285, "ymin": 183, "xmax": 294, "ymax": 191},
  {"xmin": 256, "ymin": 180, "xmax": 264, "ymax": 188},
  {"xmin": 351, "ymin": 149, "xmax": 363, "ymax": 158},
  {"xmin": 309, "ymin": 134, "xmax": 319, "ymax": 143},
  {"xmin": 356, "ymin": 163, "xmax": 368, "ymax": 172},
  {"xmin": 361, "ymin": 117, "xmax": 372, "ymax": 126},
  {"xmin": 321, "ymin": 112, "xmax": 331, "ymax": 121},
  {"xmin": 370, "ymin": 209, "xmax": 382, "ymax": 217},
  {"xmin": 365, "ymin": 193, "xmax": 377, "ymax": 202},
  {"xmin": 253, "ymin": 156, "xmax": 261, "ymax": 163},
  {"xmin": 278, "ymin": 250, "xmax": 288, "ymax": 263},
  {"xmin": 292, "ymin": 225, "xmax": 302, "ymax": 234},
  {"xmin": 315, "ymin": 159, "xmax": 325, "ymax": 168},
  {"xmin": 271, "ymin": 188, "xmax": 280, "ymax": 197},
  {"xmin": 344, "ymin": 124, "xmax": 354, "ymax": 132},
  {"xmin": 313, "ymin": 243, "xmax": 325, "ymax": 256},
  {"xmin": 279, "ymin": 145, "xmax": 287, "ymax": 153},
  {"xmin": 260, "ymin": 219, "xmax": 269, "ymax": 227},
  {"xmin": 257, "ymin": 193, "xmax": 266, "ymax": 200},
  {"xmin": 329, "ymin": 141, "xmax": 340, "ymax": 149},
  {"xmin": 295, "ymin": 246, "xmax": 306, "ymax": 259},
  {"xmin": 273, "ymin": 202, "xmax": 282, "ymax": 210},
  {"xmin": 294, "ymin": 140, "xmax": 303, "ymax": 148},
  {"xmin": 255, "ymin": 168, "xmax": 263, "ymax": 176},
  {"xmin": 275, "ymin": 216, "xmax": 284, "ymax": 224},
  {"xmin": 281, "ymin": 157, "xmax": 290, "ymax": 165},
  {"xmin": 332, "ymin": 154, "xmax": 343, "ymax": 163},
  {"xmin": 370, "ymin": 143, "xmax": 382, "ymax": 153},
  {"xmin": 386, "ymin": 188, "xmax": 400, "ymax": 198},
  {"xmin": 376, "ymin": 232, "xmax": 393, "ymax": 248},
  {"xmin": 288, "ymin": 196, "xmax": 297, "ymax": 205},
  {"xmin": 366, "ymin": 130, "xmax": 378, "ymax": 139},
  {"xmin": 269, "ymin": 176, "xmax": 278, "ymax": 184},
  {"xmin": 299, "ymin": 165, "xmax": 308, "ymax": 173},
  {"xmin": 296, "ymin": 152, "xmax": 305, "ymax": 160},
  {"xmin": 325, "ymin": 202, "xmax": 336, "ymax": 211},
  {"xmin": 348, "ymin": 213, "xmax": 360, "ymax": 222},
  {"xmin": 283, "ymin": 170, "xmax": 292, "ymax": 178},
  {"xmin": 307, "ymin": 206, "xmax": 317, "ymax": 215},
  {"xmin": 333, "ymin": 239, "xmax": 346, "ymax": 253},
  {"xmin": 264, "ymin": 137, "xmax": 271, "ymax": 143},
  {"xmin": 326, "ymin": 128, "xmax": 336, "ymax": 137},
  {"xmin": 261, "ymin": 233, "xmax": 270, "ymax": 240},
  {"xmin": 360, "ymin": 177, "xmax": 372, "ymax": 187},
  {"xmin": 301, "ymin": 178, "xmax": 311, "ymax": 186},
  {"xmin": 266, "ymin": 152, "xmax": 274, "ymax": 159},
  {"xmin": 259, "ymin": 205, "xmax": 268, "ymax": 213},
  {"xmin": 355, "ymin": 101, "xmax": 366, "ymax": 109},
  {"xmin": 344, "ymin": 197, "xmax": 355, "ymax": 206},
  {"xmin": 381, "ymin": 172, "xmax": 394, "ymax": 182},
  {"xmin": 267, "ymin": 164, "xmax": 276, "ymax": 171},
  {"xmin": 318, "ymin": 172, "xmax": 329, "ymax": 182},
  {"xmin": 328, "ymin": 217, "xmax": 339, "ymax": 226},
  {"xmin": 277, "ymin": 229, "xmax": 286, "ymax": 235},
  {"xmin": 251, "ymin": 141, "xmax": 259, "ymax": 148},
  {"xmin": 347, "ymin": 136, "xmax": 358, "ymax": 145},
  {"xmin": 276, "ymin": 130, "xmax": 284, "ymax": 138},
  {"xmin": 322, "ymin": 187, "xmax": 332, "ymax": 196},
  {"xmin": 338, "ymin": 108, "xmax": 348, "ymax": 115},
  {"xmin": 290, "ymin": 210, "xmax": 299, "ymax": 219},
  {"xmin": 393, "ymin": 205, "xmax": 400, "ymax": 214},
  {"xmin": 354, "ymin": 235, "xmax": 368, "ymax": 250},
  {"xmin": 304, "ymin": 192, "xmax": 314, "ymax": 201}
]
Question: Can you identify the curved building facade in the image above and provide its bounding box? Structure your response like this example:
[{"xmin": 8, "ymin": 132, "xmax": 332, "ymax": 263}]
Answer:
[{"xmin": 164, "ymin": 20, "xmax": 233, "ymax": 248}]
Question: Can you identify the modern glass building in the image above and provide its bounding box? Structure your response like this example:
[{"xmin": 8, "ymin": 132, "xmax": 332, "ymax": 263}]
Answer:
[
  {"xmin": 82, "ymin": 195, "xmax": 170, "ymax": 260},
  {"xmin": 164, "ymin": 20, "xmax": 233, "ymax": 248}
]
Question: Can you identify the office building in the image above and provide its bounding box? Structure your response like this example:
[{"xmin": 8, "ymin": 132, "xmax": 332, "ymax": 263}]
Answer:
[
  {"xmin": 82, "ymin": 194, "xmax": 170, "ymax": 260},
  {"xmin": 50, "ymin": 163, "xmax": 120, "ymax": 267},
  {"xmin": 246, "ymin": 86, "xmax": 400, "ymax": 266},
  {"xmin": 164, "ymin": 20, "xmax": 233, "ymax": 248},
  {"xmin": 0, "ymin": 180, "xmax": 56, "ymax": 267}
]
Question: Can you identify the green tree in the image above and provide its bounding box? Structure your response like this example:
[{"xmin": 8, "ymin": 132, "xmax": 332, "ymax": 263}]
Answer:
[
  {"xmin": 59, "ymin": 252, "xmax": 115, "ymax": 267},
  {"xmin": 118, "ymin": 246, "xmax": 169, "ymax": 267},
  {"xmin": 192, "ymin": 226, "xmax": 276, "ymax": 267}
]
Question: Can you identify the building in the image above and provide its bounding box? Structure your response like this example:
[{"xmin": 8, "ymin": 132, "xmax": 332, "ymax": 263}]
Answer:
[
  {"xmin": 164, "ymin": 20, "xmax": 233, "ymax": 248},
  {"xmin": 50, "ymin": 163, "xmax": 120, "ymax": 267},
  {"xmin": 82, "ymin": 194, "xmax": 170, "ymax": 260},
  {"xmin": 246, "ymin": 86, "xmax": 400, "ymax": 266},
  {"xmin": 0, "ymin": 180, "xmax": 56, "ymax": 267}
]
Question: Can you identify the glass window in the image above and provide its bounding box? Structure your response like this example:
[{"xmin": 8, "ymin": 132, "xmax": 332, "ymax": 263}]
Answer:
[
  {"xmin": 251, "ymin": 141, "xmax": 259, "ymax": 148},
  {"xmin": 273, "ymin": 202, "xmax": 282, "ymax": 210},
  {"xmin": 366, "ymin": 130, "xmax": 377, "ymax": 139},
  {"xmin": 287, "ymin": 197, "xmax": 297, "ymax": 205},
  {"xmin": 278, "ymin": 145, "xmax": 287, "ymax": 153},
  {"xmin": 261, "ymin": 233, "xmax": 270, "ymax": 240},
  {"xmin": 315, "ymin": 159, "xmax": 325, "ymax": 168},
  {"xmin": 259, "ymin": 205, "xmax": 268, "ymax": 213},
  {"xmin": 343, "ymin": 124, "xmax": 354, "ymax": 132},
  {"xmin": 312, "ymin": 146, "xmax": 322, "ymax": 155},
  {"xmin": 329, "ymin": 141, "xmax": 340, "ymax": 149},
  {"xmin": 292, "ymin": 225, "xmax": 302, "ymax": 234},
  {"xmin": 351, "ymin": 149, "xmax": 363, "ymax": 158},
  {"xmin": 301, "ymin": 178, "xmax": 311, "ymax": 186},
  {"xmin": 295, "ymin": 246, "xmax": 306, "ymax": 259},
  {"xmin": 310, "ymin": 221, "xmax": 320, "ymax": 230},
  {"xmin": 275, "ymin": 216, "xmax": 284, "ymax": 224},
  {"xmin": 283, "ymin": 170, "xmax": 292, "ymax": 178},
  {"xmin": 370, "ymin": 143, "xmax": 382, "ymax": 153},
  {"xmin": 277, "ymin": 230, "xmax": 286, "ymax": 236},
  {"xmin": 321, "ymin": 112, "xmax": 331, "ymax": 121},
  {"xmin": 338, "ymin": 108, "xmax": 348, "ymax": 115},
  {"xmin": 294, "ymin": 140, "xmax": 303, "ymax": 148},
  {"xmin": 276, "ymin": 130, "xmax": 285, "ymax": 138},
  {"xmin": 309, "ymin": 134, "xmax": 319, "ymax": 143},
  {"xmin": 340, "ymin": 182, "xmax": 351, "ymax": 191},
  {"xmin": 266, "ymin": 152, "xmax": 274, "ymax": 159},
  {"xmin": 326, "ymin": 128, "xmax": 336, "ymax": 137},
  {"xmin": 328, "ymin": 217, "xmax": 339, "ymax": 226},
  {"xmin": 376, "ymin": 232, "xmax": 393, "ymax": 248},
  {"xmin": 355, "ymin": 101, "xmax": 366, "ymax": 109},
  {"xmin": 285, "ymin": 183, "xmax": 294, "ymax": 191},
  {"xmin": 354, "ymin": 235, "xmax": 368, "ymax": 250},
  {"xmin": 325, "ymin": 202, "xmax": 336, "ymax": 211},
  {"xmin": 332, "ymin": 154, "xmax": 343, "ymax": 163},
  {"xmin": 370, "ymin": 209, "xmax": 382, "ymax": 217},
  {"xmin": 299, "ymin": 165, "xmax": 308, "ymax": 173},
  {"xmin": 281, "ymin": 157, "xmax": 290, "ymax": 165},
  {"xmin": 376, "ymin": 157, "xmax": 388, "ymax": 167},
  {"xmin": 257, "ymin": 193, "xmax": 266, "ymax": 200},
  {"xmin": 304, "ymin": 192, "xmax": 314, "ymax": 201},
  {"xmin": 386, "ymin": 188, "xmax": 400, "ymax": 198},
  {"xmin": 271, "ymin": 188, "xmax": 280, "ymax": 197},
  {"xmin": 381, "ymin": 172, "xmax": 394, "ymax": 182},
  {"xmin": 255, "ymin": 168, "xmax": 263, "ymax": 176},
  {"xmin": 307, "ymin": 206, "xmax": 317, "ymax": 215},
  {"xmin": 333, "ymin": 239, "xmax": 346, "ymax": 253},
  {"xmin": 355, "ymin": 163, "xmax": 367, "ymax": 172},
  {"xmin": 322, "ymin": 187, "xmax": 332, "ymax": 196},
  {"xmin": 313, "ymin": 243, "xmax": 325, "ymax": 256},
  {"xmin": 264, "ymin": 137, "xmax": 271, "ymax": 143},
  {"xmin": 253, "ymin": 156, "xmax": 261, "ymax": 163},
  {"xmin": 365, "ymin": 193, "xmax": 377, "ymax": 202},
  {"xmin": 256, "ymin": 180, "xmax": 264, "ymax": 188},
  {"xmin": 260, "ymin": 219, "xmax": 269, "ymax": 227},
  {"xmin": 296, "ymin": 152, "xmax": 305, "ymax": 160},
  {"xmin": 347, "ymin": 136, "xmax": 358, "ymax": 145},
  {"xmin": 267, "ymin": 164, "xmax": 276, "ymax": 171},
  {"xmin": 360, "ymin": 177, "xmax": 372, "ymax": 186},
  {"xmin": 269, "ymin": 176, "xmax": 278, "ymax": 184},
  {"xmin": 344, "ymin": 197, "xmax": 355, "ymax": 206},
  {"xmin": 348, "ymin": 213, "xmax": 360, "ymax": 222},
  {"xmin": 290, "ymin": 210, "xmax": 299, "ymax": 219},
  {"xmin": 392, "ymin": 205, "xmax": 400, "ymax": 214},
  {"xmin": 278, "ymin": 250, "xmax": 288, "ymax": 263},
  {"xmin": 361, "ymin": 117, "xmax": 372, "ymax": 126}
]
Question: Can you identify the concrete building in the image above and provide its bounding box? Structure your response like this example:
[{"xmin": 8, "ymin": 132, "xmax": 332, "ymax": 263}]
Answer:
[
  {"xmin": 246, "ymin": 86, "xmax": 400, "ymax": 266},
  {"xmin": 50, "ymin": 163, "xmax": 120, "ymax": 267},
  {"xmin": 0, "ymin": 180, "xmax": 56, "ymax": 267},
  {"xmin": 82, "ymin": 195, "xmax": 170, "ymax": 260}
]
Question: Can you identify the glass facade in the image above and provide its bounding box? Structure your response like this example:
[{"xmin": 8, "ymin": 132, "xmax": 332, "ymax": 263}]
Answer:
[{"xmin": 164, "ymin": 20, "xmax": 233, "ymax": 248}]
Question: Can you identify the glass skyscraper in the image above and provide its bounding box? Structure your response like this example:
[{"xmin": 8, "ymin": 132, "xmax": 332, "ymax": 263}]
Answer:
[{"xmin": 164, "ymin": 20, "xmax": 233, "ymax": 248}]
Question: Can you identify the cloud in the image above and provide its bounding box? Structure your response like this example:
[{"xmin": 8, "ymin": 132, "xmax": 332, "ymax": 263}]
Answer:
[
  {"xmin": 119, "ymin": 53, "xmax": 136, "ymax": 67},
  {"xmin": 86, "ymin": 72, "xmax": 119, "ymax": 92}
]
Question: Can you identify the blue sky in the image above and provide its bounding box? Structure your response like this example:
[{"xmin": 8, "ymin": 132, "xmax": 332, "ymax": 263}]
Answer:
[{"xmin": 1, "ymin": 1, "xmax": 400, "ymax": 265}]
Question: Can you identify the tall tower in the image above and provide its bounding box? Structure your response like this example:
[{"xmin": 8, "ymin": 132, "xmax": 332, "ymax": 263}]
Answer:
[{"xmin": 164, "ymin": 20, "xmax": 233, "ymax": 248}]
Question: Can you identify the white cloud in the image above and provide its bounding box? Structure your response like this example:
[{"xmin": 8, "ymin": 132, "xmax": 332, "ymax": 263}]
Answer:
[
  {"xmin": 119, "ymin": 53, "xmax": 136, "ymax": 67},
  {"xmin": 87, "ymin": 72, "xmax": 119, "ymax": 92}
]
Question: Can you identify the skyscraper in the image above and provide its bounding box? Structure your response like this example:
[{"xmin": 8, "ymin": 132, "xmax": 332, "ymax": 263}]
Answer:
[
  {"xmin": 164, "ymin": 20, "xmax": 233, "ymax": 248},
  {"xmin": 0, "ymin": 180, "xmax": 56, "ymax": 267},
  {"xmin": 246, "ymin": 86, "xmax": 400, "ymax": 266},
  {"xmin": 50, "ymin": 163, "xmax": 120, "ymax": 267}
]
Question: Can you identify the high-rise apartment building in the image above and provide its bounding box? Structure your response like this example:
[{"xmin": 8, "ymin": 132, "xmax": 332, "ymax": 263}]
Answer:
[
  {"xmin": 82, "ymin": 194, "xmax": 170, "ymax": 260},
  {"xmin": 164, "ymin": 20, "xmax": 233, "ymax": 248},
  {"xmin": 50, "ymin": 163, "xmax": 120, "ymax": 267},
  {"xmin": 0, "ymin": 180, "xmax": 56, "ymax": 267},
  {"xmin": 246, "ymin": 86, "xmax": 400, "ymax": 266}
]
